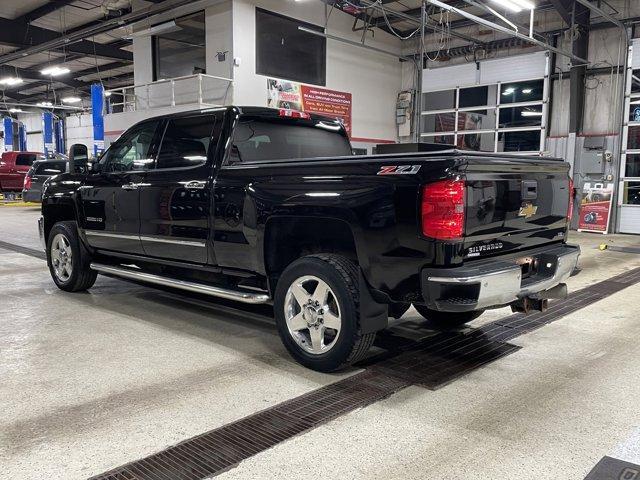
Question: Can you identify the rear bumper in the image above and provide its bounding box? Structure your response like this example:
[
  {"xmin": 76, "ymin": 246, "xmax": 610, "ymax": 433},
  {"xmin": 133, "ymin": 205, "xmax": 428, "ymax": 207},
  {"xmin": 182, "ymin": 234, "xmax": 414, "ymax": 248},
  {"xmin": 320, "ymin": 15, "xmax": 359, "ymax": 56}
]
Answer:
[
  {"xmin": 421, "ymin": 244, "xmax": 580, "ymax": 312},
  {"xmin": 22, "ymin": 189, "xmax": 41, "ymax": 203}
]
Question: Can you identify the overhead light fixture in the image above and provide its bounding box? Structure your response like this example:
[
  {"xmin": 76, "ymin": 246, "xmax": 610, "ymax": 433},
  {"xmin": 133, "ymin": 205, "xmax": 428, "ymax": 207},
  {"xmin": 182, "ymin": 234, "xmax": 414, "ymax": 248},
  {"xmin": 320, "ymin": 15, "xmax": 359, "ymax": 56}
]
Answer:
[
  {"xmin": 522, "ymin": 88, "xmax": 533, "ymax": 94},
  {"xmin": 104, "ymin": 91, "xmax": 112, "ymax": 97},
  {"xmin": 510, "ymin": 0, "xmax": 536, "ymax": 9},
  {"xmin": 37, "ymin": 101, "xmax": 54, "ymax": 107},
  {"xmin": 9, "ymin": 108, "xmax": 23, "ymax": 113},
  {"xmin": 502, "ymin": 87, "xmax": 515, "ymax": 95},
  {"xmin": 41, "ymin": 66, "xmax": 71, "ymax": 76},
  {"xmin": 0, "ymin": 77, "xmax": 23, "ymax": 86},
  {"xmin": 521, "ymin": 110, "xmax": 543, "ymax": 117},
  {"xmin": 62, "ymin": 96, "xmax": 82, "ymax": 104},
  {"xmin": 489, "ymin": 0, "xmax": 522, "ymax": 12},
  {"xmin": 489, "ymin": 0, "xmax": 535, "ymax": 12},
  {"xmin": 125, "ymin": 20, "xmax": 180, "ymax": 39}
]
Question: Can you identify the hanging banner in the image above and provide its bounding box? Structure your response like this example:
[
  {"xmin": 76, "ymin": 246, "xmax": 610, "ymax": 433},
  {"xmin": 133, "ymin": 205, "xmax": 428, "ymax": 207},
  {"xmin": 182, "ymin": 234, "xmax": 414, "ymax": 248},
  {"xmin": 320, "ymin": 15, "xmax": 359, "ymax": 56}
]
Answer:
[
  {"xmin": 42, "ymin": 112, "xmax": 54, "ymax": 158},
  {"xmin": 577, "ymin": 182, "xmax": 615, "ymax": 234},
  {"xmin": 91, "ymin": 83, "xmax": 105, "ymax": 158},
  {"xmin": 267, "ymin": 79, "xmax": 352, "ymax": 136}
]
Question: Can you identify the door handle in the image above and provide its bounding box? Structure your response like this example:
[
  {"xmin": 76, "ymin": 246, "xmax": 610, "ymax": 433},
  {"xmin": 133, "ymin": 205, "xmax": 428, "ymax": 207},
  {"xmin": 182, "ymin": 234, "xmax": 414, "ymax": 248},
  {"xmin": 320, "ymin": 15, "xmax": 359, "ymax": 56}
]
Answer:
[{"xmin": 121, "ymin": 182, "xmax": 151, "ymax": 190}]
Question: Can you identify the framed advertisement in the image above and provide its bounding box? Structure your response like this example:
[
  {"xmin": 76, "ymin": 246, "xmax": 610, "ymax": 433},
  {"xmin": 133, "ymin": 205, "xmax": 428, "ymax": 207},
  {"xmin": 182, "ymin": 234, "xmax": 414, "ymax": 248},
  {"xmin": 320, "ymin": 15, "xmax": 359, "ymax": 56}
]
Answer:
[{"xmin": 577, "ymin": 182, "xmax": 615, "ymax": 234}]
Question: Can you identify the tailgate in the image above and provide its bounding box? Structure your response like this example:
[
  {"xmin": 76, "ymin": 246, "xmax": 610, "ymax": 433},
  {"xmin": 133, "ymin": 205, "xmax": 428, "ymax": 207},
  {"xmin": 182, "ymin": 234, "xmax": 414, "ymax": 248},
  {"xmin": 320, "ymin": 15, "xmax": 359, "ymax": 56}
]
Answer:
[{"xmin": 463, "ymin": 156, "xmax": 570, "ymax": 259}]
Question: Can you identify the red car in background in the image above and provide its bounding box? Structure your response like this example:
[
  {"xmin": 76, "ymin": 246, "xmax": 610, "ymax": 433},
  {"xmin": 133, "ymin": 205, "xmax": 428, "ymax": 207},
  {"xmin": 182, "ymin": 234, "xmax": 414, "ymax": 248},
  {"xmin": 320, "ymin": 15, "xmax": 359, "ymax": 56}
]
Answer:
[{"xmin": 0, "ymin": 151, "xmax": 43, "ymax": 192}]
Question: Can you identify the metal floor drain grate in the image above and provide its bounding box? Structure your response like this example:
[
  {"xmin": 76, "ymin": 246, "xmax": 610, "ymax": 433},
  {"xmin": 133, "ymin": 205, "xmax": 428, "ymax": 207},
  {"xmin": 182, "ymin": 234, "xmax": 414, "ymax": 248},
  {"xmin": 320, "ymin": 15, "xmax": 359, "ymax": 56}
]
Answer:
[{"xmin": 90, "ymin": 370, "xmax": 409, "ymax": 480}]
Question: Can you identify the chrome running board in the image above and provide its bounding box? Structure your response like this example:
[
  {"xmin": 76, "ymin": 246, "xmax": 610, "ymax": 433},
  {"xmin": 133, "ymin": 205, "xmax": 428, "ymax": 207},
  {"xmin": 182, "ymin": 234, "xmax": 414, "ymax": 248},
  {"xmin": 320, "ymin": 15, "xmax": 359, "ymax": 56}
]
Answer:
[{"xmin": 90, "ymin": 263, "xmax": 270, "ymax": 304}]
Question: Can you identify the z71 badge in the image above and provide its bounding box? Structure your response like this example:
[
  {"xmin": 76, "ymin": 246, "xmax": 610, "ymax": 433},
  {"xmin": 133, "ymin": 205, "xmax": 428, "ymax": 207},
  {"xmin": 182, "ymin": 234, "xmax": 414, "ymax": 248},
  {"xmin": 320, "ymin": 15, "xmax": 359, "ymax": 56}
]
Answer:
[{"xmin": 377, "ymin": 165, "xmax": 421, "ymax": 175}]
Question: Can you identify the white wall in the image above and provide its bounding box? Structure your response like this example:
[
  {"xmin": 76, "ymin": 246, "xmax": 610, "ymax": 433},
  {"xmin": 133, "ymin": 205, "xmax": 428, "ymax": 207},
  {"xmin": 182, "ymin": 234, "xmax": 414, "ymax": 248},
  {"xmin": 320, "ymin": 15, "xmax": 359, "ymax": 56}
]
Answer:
[
  {"xmin": 231, "ymin": 0, "xmax": 402, "ymax": 142},
  {"xmin": 18, "ymin": 113, "xmax": 44, "ymax": 153},
  {"xmin": 65, "ymin": 114, "xmax": 94, "ymax": 153}
]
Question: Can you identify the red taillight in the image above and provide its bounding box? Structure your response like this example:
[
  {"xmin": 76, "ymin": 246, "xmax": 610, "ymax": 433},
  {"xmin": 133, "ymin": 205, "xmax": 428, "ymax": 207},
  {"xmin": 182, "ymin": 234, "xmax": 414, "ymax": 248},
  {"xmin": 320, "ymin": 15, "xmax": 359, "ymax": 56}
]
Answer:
[
  {"xmin": 421, "ymin": 179, "xmax": 466, "ymax": 240},
  {"xmin": 23, "ymin": 174, "xmax": 31, "ymax": 190},
  {"xmin": 567, "ymin": 177, "xmax": 574, "ymax": 221},
  {"xmin": 279, "ymin": 108, "xmax": 311, "ymax": 119}
]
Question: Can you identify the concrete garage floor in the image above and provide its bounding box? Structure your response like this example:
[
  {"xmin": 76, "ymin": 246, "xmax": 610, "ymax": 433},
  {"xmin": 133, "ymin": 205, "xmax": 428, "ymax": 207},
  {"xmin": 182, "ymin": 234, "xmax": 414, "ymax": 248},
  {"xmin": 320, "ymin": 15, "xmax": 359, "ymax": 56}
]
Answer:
[{"xmin": 1, "ymin": 206, "xmax": 640, "ymax": 480}]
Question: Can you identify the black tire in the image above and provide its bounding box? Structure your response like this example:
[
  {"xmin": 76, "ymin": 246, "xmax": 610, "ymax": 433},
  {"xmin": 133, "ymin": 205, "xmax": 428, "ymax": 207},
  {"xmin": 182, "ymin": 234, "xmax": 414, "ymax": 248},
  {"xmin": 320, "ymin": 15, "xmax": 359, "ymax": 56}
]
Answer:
[
  {"xmin": 46, "ymin": 221, "xmax": 97, "ymax": 292},
  {"xmin": 413, "ymin": 304, "xmax": 484, "ymax": 329},
  {"xmin": 274, "ymin": 254, "xmax": 376, "ymax": 372}
]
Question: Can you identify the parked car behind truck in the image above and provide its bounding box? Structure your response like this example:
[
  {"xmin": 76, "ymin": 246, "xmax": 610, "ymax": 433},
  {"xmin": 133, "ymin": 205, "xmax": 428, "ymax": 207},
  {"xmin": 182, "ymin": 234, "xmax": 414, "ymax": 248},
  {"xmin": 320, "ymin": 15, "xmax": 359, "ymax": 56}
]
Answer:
[
  {"xmin": 39, "ymin": 106, "xmax": 580, "ymax": 372},
  {"xmin": 22, "ymin": 157, "xmax": 69, "ymax": 203},
  {"xmin": 0, "ymin": 151, "xmax": 43, "ymax": 193}
]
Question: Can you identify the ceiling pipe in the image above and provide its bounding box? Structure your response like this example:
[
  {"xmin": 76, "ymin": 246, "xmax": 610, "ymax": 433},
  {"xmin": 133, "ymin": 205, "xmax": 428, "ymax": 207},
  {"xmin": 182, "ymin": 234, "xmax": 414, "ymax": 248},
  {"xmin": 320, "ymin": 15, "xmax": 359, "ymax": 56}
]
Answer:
[
  {"xmin": 426, "ymin": 0, "xmax": 589, "ymax": 64},
  {"xmin": 356, "ymin": 0, "xmax": 484, "ymax": 45},
  {"xmin": 0, "ymin": 0, "xmax": 199, "ymax": 66},
  {"xmin": 298, "ymin": 27, "xmax": 414, "ymax": 62}
]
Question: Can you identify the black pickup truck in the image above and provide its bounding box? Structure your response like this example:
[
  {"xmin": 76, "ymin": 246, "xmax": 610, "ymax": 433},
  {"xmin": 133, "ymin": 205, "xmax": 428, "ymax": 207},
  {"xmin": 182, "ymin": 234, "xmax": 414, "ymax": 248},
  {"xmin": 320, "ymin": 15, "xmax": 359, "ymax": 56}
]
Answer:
[{"xmin": 39, "ymin": 106, "xmax": 579, "ymax": 371}]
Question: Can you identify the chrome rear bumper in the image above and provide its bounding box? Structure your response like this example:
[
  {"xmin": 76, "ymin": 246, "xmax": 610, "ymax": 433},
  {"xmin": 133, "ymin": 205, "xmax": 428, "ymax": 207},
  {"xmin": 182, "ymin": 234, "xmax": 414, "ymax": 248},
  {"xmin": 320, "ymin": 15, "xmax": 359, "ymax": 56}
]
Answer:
[{"xmin": 421, "ymin": 244, "xmax": 580, "ymax": 312}]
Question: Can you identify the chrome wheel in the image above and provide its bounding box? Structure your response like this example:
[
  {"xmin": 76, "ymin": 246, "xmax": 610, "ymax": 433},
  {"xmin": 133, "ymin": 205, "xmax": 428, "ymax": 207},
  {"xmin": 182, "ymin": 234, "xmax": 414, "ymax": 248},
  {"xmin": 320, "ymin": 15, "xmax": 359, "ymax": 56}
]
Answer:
[
  {"xmin": 51, "ymin": 233, "xmax": 73, "ymax": 282},
  {"xmin": 284, "ymin": 275, "xmax": 342, "ymax": 354}
]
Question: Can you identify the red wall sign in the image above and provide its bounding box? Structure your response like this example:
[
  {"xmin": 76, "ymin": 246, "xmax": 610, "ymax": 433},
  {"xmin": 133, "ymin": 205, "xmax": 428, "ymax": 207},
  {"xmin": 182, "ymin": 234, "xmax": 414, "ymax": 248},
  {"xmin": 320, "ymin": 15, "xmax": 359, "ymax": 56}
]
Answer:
[{"xmin": 267, "ymin": 79, "xmax": 353, "ymax": 136}]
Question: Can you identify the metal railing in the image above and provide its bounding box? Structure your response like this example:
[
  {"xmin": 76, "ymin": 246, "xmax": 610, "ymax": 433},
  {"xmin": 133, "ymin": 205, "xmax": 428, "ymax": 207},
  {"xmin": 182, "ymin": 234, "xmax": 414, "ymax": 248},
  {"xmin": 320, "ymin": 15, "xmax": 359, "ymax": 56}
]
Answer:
[{"xmin": 106, "ymin": 73, "xmax": 233, "ymax": 113}]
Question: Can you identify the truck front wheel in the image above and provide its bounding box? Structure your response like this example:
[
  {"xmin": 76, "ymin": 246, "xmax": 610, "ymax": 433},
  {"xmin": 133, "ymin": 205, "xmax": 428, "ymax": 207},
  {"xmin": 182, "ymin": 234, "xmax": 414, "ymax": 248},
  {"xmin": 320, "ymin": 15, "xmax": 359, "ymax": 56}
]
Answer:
[
  {"xmin": 412, "ymin": 304, "xmax": 484, "ymax": 329},
  {"xmin": 47, "ymin": 221, "xmax": 97, "ymax": 292},
  {"xmin": 274, "ymin": 254, "xmax": 376, "ymax": 372}
]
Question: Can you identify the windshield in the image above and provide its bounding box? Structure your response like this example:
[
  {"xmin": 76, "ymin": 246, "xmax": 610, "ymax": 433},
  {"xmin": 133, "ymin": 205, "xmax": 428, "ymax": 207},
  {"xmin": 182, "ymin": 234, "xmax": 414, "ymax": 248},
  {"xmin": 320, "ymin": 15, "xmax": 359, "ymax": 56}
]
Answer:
[{"xmin": 230, "ymin": 119, "xmax": 352, "ymax": 163}]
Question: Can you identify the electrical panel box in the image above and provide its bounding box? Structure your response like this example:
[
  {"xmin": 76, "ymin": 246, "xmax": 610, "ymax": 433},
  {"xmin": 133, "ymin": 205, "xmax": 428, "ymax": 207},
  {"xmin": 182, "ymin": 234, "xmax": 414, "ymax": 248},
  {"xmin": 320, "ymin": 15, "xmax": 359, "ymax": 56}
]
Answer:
[{"xmin": 580, "ymin": 150, "xmax": 604, "ymax": 174}]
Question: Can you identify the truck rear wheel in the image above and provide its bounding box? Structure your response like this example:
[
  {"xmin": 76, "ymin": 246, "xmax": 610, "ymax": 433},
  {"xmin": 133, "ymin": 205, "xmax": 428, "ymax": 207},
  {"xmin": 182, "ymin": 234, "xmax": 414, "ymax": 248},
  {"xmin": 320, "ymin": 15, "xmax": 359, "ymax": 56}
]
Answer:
[
  {"xmin": 47, "ymin": 221, "xmax": 97, "ymax": 292},
  {"xmin": 413, "ymin": 304, "xmax": 484, "ymax": 329},
  {"xmin": 274, "ymin": 254, "xmax": 375, "ymax": 372}
]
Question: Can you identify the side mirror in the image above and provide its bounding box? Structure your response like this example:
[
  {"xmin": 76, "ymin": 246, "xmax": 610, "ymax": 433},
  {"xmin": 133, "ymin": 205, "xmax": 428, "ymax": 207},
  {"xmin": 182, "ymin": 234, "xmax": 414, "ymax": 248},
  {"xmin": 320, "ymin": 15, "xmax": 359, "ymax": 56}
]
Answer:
[{"xmin": 68, "ymin": 144, "xmax": 89, "ymax": 174}]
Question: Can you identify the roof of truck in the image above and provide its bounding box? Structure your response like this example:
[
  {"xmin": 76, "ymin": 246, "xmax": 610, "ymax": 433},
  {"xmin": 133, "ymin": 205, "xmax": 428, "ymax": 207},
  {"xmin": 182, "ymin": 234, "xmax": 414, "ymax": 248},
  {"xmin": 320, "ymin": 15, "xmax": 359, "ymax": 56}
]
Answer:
[{"xmin": 135, "ymin": 106, "xmax": 344, "ymax": 126}]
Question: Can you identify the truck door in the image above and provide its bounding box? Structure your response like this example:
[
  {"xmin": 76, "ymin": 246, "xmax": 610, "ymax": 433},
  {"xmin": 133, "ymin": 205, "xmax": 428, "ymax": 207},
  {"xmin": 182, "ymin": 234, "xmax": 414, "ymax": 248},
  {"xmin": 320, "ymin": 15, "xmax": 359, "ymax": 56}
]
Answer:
[
  {"xmin": 138, "ymin": 113, "xmax": 222, "ymax": 264},
  {"xmin": 80, "ymin": 120, "xmax": 161, "ymax": 255}
]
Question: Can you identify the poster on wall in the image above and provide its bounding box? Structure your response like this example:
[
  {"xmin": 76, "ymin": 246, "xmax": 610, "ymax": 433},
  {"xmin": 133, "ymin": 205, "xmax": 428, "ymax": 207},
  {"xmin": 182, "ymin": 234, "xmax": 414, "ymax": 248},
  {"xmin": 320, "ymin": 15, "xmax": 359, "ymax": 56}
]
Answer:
[
  {"xmin": 267, "ymin": 78, "xmax": 352, "ymax": 136},
  {"xmin": 577, "ymin": 182, "xmax": 615, "ymax": 234}
]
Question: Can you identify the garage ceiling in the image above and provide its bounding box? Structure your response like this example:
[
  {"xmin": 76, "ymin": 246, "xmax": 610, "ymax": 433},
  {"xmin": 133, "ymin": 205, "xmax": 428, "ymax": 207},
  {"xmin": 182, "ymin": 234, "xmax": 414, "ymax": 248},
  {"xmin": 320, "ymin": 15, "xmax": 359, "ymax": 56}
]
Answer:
[{"xmin": 0, "ymin": 0, "xmax": 628, "ymax": 106}]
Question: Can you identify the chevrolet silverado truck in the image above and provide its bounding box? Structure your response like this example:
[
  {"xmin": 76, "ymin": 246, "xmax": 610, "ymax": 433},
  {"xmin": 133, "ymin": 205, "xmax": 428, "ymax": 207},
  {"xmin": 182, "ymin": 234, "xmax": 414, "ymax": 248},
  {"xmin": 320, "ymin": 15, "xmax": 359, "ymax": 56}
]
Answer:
[{"xmin": 39, "ymin": 106, "xmax": 580, "ymax": 372}]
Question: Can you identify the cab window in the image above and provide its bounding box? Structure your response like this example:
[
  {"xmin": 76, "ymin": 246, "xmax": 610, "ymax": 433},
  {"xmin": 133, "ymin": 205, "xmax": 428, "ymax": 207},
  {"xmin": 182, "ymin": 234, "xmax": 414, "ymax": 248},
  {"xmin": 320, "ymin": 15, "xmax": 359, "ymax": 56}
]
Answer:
[
  {"xmin": 155, "ymin": 114, "xmax": 217, "ymax": 169},
  {"xmin": 100, "ymin": 121, "xmax": 159, "ymax": 172},
  {"xmin": 16, "ymin": 154, "xmax": 37, "ymax": 166}
]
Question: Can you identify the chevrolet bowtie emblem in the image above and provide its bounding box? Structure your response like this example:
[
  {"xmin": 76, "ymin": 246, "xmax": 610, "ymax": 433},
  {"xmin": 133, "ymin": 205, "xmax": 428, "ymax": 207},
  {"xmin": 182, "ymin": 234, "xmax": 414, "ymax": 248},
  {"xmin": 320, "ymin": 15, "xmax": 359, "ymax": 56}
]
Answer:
[{"xmin": 518, "ymin": 203, "xmax": 538, "ymax": 218}]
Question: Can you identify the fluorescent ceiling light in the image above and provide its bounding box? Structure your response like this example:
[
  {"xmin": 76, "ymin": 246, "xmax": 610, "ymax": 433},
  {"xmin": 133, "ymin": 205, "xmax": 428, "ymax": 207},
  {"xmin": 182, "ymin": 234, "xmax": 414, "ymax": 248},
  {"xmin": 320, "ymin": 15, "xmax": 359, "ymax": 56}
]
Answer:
[
  {"xmin": 0, "ymin": 77, "xmax": 23, "ymax": 86},
  {"xmin": 104, "ymin": 91, "xmax": 112, "ymax": 97},
  {"xmin": 489, "ymin": 0, "xmax": 523, "ymax": 12},
  {"xmin": 522, "ymin": 88, "xmax": 533, "ymax": 94},
  {"xmin": 62, "ymin": 96, "xmax": 82, "ymax": 104},
  {"xmin": 9, "ymin": 108, "xmax": 22, "ymax": 113},
  {"xmin": 41, "ymin": 66, "xmax": 70, "ymax": 76},
  {"xmin": 502, "ymin": 87, "xmax": 515, "ymax": 95},
  {"xmin": 37, "ymin": 101, "xmax": 54, "ymax": 107},
  {"xmin": 510, "ymin": 0, "xmax": 536, "ymax": 9},
  {"xmin": 125, "ymin": 20, "xmax": 180, "ymax": 39},
  {"xmin": 521, "ymin": 110, "xmax": 543, "ymax": 117}
]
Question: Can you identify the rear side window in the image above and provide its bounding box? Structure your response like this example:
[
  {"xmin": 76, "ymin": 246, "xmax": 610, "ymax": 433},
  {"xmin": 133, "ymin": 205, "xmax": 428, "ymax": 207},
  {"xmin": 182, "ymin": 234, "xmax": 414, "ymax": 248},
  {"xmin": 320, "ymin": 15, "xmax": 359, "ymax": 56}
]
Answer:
[
  {"xmin": 229, "ymin": 119, "xmax": 352, "ymax": 163},
  {"xmin": 156, "ymin": 115, "xmax": 217, "ymax": 169},
  {"xmin": 16, "ymin": 154, "xmax": 37, "ymax": 166},
  {"xmin": 35, "ymin": 161, "xmax": 66, "ymax": 175}
]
